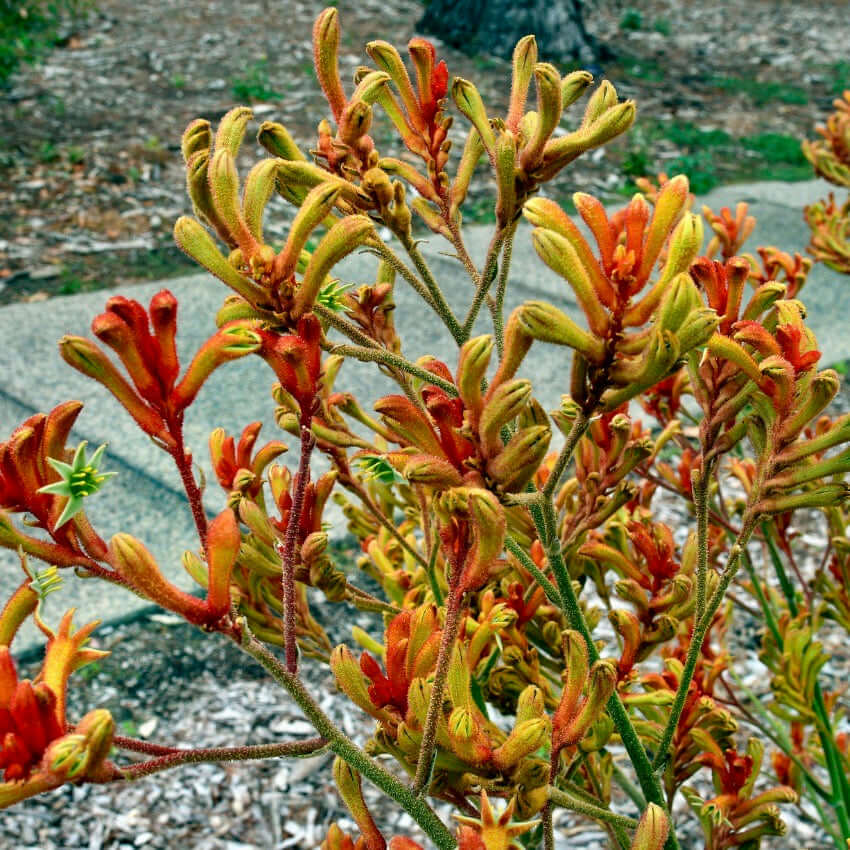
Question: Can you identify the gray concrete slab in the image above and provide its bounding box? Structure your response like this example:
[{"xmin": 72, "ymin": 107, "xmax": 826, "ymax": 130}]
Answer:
[{"xmin": 2, "ymin": 178, "xmax": 848, "ymax": 650}]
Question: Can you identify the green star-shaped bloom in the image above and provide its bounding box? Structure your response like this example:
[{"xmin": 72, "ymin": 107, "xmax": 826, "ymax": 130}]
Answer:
[{"xmin": 37, "ymin": 441, "xmax": 116, "ymax": 528}]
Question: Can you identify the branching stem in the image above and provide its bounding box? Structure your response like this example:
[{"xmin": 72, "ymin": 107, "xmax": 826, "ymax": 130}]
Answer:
[
  {"xmin": 237, "ymin": 628, "xmax": 456, "ymax": 849},
  {"xmin": 547, "ymin": 785, "xmax": 638, "ymax": 829},
  {"xmin": 113, "ymin": 737, "xmax": 327, "ymax": 781}
]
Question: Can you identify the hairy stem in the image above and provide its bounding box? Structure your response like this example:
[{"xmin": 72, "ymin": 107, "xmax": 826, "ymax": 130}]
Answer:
[
  {"xmin": 400, "ymin": 235, "xmax": 465, "ymax": 344},
  {"xmin": 170, "ymin": 426, "xmax": 208, "ymax": 552},
  {"xmin": 412, "ymin": 585, "xmax": 464, "ymax": 794},
  {"xmin": 612, "ymin": 759, "xmax": 646, "ymax": 810},
  {"xmin": 446, "ymin": 212, "xmax": 484, "ymax": 290},
  {"xmin": 547, "ymin": 785, "xmax": 638, "ymax": 830},
  {"xmin": 489, "ymin": 220, "xmax": 517, "ymax": 357},
  {"xmin": 330, "ymin": 343, "xmax": 458, "ymax": 396},
  {"xmin": 692, "ymin": 471, "xmax": 710, "ymax": 622},
  {"xmin": 314, "ymin": 303, "xmax": 383, "ymax": 350},
  {"xmin": 279, "ymin": 417, "xmax": 315, "ymax": 673},
  {"xmin": 461, "ymin": 229, "xmax": 506, "ymax": 340},
  {"xmin": 345, "ymin": 582, "xmax": 402, "ymax": 616},
  {"xmin": 537, "ymin": 499, "xmax": 679, "ymax": 849},
  {"xmin": 542, "ymin": 411, "xmax": 589, "ymax": 500},
  {"xmin": 237, "ymin": 628, "xmax": 456, "ymax": 849},
  {"xmin": 114, "ymin": 737, "xmax": 327, "ymax": 781},
  {"xmin": 542, "ymin": 801, "xmax": 556, "ymax": 850},
  {"xmin": 651, "ymin": 515, "xmax": 758, "ymax": 772},
  {"xmin": 505, "ymin": 534, "xmax": 561, "ymax": 607}
]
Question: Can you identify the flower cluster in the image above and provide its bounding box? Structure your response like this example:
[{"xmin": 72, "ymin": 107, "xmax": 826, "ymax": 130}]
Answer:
[{"xmin": 2, "ymin": 8, "xmax": 850, "ymax": 850}]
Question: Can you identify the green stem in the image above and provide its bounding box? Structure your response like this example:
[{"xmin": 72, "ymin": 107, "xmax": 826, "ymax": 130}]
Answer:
[
  {"xmin": 345, "ymin": 582, "xmax": 402, "ymax": 616},
  {"xmin": 612, "ymin": 759, "xmax": 647, "ymax": 811},
  {"xmin": 375, "ymin": 239, "xmax": 464, "ymax": 344},
  {"xmin": 237, "ymin": 628, "xmax": 456, "ymax": 849},
  {"xmin": 651, "ymin": 516, "xmax": 757, "ymax": 773},
  {"xmin": 489, "ymin": 220, "xmax": 517, "ymax": 357},
  {"xmin": 373, "ymin": 239, "xmax": 439, "ymax": 310},
  {"xmin": 547, "ymin": 785, "xmax": 638, "ymax": 830},
  {"xmin": 542, "ymin": 412, "xmax": 589, "ymax": 500},
  {"xmin": 740, "ymin": 549, "xmax": 782, "ymax": 646},
  {"xmin": 572, "ymin": 768, "xmax": 632, "ymax": 849},
  {"xmin": 401, "ymin": 236, "xmax": 465, "ymax": 344},
  {"xmin": 692, "ymin": 471, "xmax": 710, "ymax": 622},
  {"xmin": 505, "ymin": 535, "xmax": 561, "ymax": 607},
  {"xmin": 461, "ymin": 229, "xmax": 506, "ymax": 340},
  {"xmin": 762, "ymin": 525, "xmax": 799, "ymax": 616},
  {"xmin": 536, "ymin": 500, "xmax": 679, "ymax": 850},
  {"xmin": 314, "ymin": 303, "xmax": 383, "ymax": 350},
  {"xmin": 329, "ymin": 343, "xmax": 458, "ymax": 396}
]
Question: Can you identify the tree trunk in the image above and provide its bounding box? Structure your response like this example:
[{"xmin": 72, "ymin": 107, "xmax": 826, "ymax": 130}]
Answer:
[{"xmin": 419, "ymin": 0, "xmax": 601, "ymax": 65}]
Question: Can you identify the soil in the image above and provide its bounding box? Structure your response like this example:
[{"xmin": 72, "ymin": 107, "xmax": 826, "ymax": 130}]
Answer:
[{"xmin": 1, "ymin": 0, "xmax": 849, "ymax": 304}]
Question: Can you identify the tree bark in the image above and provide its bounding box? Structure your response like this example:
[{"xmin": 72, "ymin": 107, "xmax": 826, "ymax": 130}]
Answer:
[{"xmin": 419, "ymin": 0, "xmax": 601, "ymax": 64}]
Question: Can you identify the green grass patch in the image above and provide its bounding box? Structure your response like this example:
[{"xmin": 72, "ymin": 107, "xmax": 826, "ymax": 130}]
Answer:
[
  {"xmin": 1, "ymin": 1, "xmax": 95, "ymax": 86},
  {"xmin": 619, "ymin": 8, "xmax": 643, "ymax": 31},
  {"xmin": 664, "ymin": 123, "xmax": 731, "ymax": 149},
  {"xmin": 709, "ymin": 75, "xmax": 808, "ymax": 106},
  {"xmin": 231, "ymin": 58, "xmax": 283, "ymax": 102},
  {"xmin": 666, "ymin": 151, "xmax": 718, "ymax": 194},
  {"xmin": 620, "ymin": 56, "xmax": 666, "ymax": 84},
  {"xmin": 618, "ymin": 121, "xmax": 812, "ymax": 194},
  {"xmin": 829, "ymin": 61, "xmax": 850, "ymax": 96},
  {"xmin": 741, "ymin": 132, "xmax": 805, "ymax": 164}
]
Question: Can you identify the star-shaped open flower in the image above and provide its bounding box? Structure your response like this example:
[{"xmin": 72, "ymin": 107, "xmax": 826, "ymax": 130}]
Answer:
[
  {"xmin": 454, "ymin": 791, "xmax": 539, "ymax": 850},
  {"xmin": 37, "ymin": 441, "xmax": 116, "ymax": 528}
]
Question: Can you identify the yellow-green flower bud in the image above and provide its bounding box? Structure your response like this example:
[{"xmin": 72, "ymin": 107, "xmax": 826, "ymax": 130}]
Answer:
[
  {"xmin": 214, "ymin": 106, "xmax": 253, "ymax": 157},
  {"xmin": 452, "ymin": 77, "xmax": 496, "ymax": 154},
  {"xmin": 506, "ymin": 35, "xmax": 538, "ymax": 131},
  {"xmin": 313, "ymin": 8, "xmax": 346, "ymax": 119}
]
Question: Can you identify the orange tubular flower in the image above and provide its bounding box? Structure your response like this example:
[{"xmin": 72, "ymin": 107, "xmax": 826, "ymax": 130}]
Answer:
[
  {"xmin": 0, "ymin": 610, "xmax": 113, "ymax": 808},
  {"xmin": 257, "ymin": 314, "xmax": 323, "ymax": 409},
  {"xmin": 0, "ymin": 403, "xmax": 110, "ymax": 567},
  {"xmin": 330, "ymin": 607, "xmax": 442, "ymax": 733},
  {"xmin": 60, "ymin": 291, "xmax": 261, "ymax": 447},
  {"xmin": 703, "ymin": 202, "xmax": 756, "ymax": 261},
  {"xmin": 209, "ymin": 422, "xmax": 287, "ymax": 501},
  {"xmin": 361, "ymin": 607, "xmax": 442, "ymax": 721}
]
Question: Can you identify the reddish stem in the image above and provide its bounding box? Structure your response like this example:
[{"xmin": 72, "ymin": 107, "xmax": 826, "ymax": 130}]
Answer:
[
  {"xmin": 107, "ymin": 737, "xmax": 327, "ymax": 781},
  {"xmin": 112, "ymin": 735, "xmax": 182, "ymax": 756},
  {"xmin": 279, "ymin": 411, "xmax": 316, "ymax": 674},
  {"xmin": 170, "ymin": 420, "xmax": 208, "ymax": 552}
]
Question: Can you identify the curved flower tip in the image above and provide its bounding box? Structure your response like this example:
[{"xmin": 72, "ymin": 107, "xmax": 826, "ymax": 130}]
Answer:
[{"xmin": 37, "ymin": 441, "xmax": 116, "ymax": 528}]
